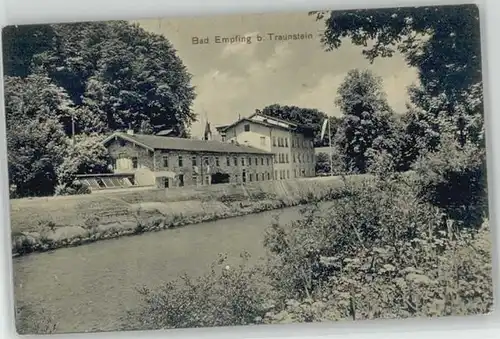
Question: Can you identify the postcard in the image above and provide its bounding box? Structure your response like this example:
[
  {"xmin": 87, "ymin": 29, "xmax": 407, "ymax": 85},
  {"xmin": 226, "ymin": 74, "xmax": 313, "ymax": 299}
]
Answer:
[{"xmin": 1, "ymin": 3, "xmax": 492, "ymax": 335}]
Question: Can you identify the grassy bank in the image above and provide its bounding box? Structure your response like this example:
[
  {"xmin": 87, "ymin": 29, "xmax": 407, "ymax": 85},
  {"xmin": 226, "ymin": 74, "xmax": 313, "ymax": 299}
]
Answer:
[{"xmin": 11, "ymin": 175, "xmax": 368, "ymax": 257}]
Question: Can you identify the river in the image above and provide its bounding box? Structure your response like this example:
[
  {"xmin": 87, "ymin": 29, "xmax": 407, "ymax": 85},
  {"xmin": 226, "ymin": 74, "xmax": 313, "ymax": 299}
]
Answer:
[{"xmin": 13, "ymin": 203, "xmax": 329, "ymax": 333}]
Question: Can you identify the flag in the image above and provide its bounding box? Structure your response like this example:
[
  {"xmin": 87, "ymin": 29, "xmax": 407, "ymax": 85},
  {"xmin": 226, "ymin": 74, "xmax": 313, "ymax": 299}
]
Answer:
[
  {"xmin": 320, "ymin": 118, "xmax": 328, "ymax": 140},
  {"xmin": 204, "ymin": 121, "xmax": 212, "ymax": 140}
]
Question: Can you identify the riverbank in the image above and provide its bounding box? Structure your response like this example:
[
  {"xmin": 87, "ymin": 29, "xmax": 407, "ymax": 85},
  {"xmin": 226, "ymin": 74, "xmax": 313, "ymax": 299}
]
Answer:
[
  {"xmin": 13, "ymin": 203, "xmax": 318, "ymax": 333},
  {"xmin": 11, "ymin": 175, "xmax": 368, "ymax": 257}
]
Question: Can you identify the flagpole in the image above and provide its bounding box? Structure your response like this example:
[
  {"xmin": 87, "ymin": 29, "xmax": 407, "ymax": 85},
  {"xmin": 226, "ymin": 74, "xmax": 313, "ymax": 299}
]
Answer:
[{"xmin": 328, "ymin": 117, "xmax": 333, "ymax": 176}]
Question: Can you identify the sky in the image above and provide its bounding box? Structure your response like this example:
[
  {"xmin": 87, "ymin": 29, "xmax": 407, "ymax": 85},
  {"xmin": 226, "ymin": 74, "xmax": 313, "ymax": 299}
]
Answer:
[{"xmin": 134, "ymin": 11, "xmax": 419, "ymax": 138}]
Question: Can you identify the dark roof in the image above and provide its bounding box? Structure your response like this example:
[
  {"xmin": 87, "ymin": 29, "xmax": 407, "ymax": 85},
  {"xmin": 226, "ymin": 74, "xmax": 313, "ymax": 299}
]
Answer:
[{"xmin": 104, "ymin": 132, "xmax": 272, "ymax": 155}]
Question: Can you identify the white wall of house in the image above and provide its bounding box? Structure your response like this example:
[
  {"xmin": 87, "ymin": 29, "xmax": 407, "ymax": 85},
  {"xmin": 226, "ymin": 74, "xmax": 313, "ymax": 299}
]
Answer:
[{"xmin": 222, "ymin": 120, "xmax": 316, "ymax": 179}]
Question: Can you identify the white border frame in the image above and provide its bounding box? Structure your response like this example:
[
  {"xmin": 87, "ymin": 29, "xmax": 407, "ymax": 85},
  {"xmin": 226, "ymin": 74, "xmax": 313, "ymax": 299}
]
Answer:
[{"xmin": 0, "ymin": 1, "xmax": 499, "ymax": 338}]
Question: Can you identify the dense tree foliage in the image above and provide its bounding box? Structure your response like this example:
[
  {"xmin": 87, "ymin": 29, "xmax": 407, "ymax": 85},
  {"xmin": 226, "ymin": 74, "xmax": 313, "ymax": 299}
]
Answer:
[
  {"xmin": 311, "ymin": 4, "xmax": 484, "ymax": 151},
  {"xmin": 4, "ymin": 75, "xmax": 111, "ymax": 197},
  {"xmin": 3, "ymin": 21, "xmax": 197, "ymax": 197},
  {"xmin": 7, "ymin": 117, "xmax": 68, "ymax": 197},
  {"xmin": 3, "ymin": 21, "xmax": 196, "ymax": 136},
  {"xmin": 311, "ymin": 4, "xmax": 481, "ymax": 102},
  {"xmin": 334, "ymin": 69, "xmax": 402, "ymax": 173},
  {"xmin": 257, "ymin": 104, "xmax": 341, "ymax": 147}
]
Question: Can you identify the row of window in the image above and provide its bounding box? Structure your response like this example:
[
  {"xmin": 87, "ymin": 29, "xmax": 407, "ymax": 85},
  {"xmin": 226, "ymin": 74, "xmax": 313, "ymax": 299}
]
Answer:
[
  {"xmin": 272, "ymin": 136, "xmax": 313, "ymax": 149},
  {"xmin": 274, "ymin": 152, "xmax": 314, "ymax": 164},
  {"xmin": 160, "ymin": 154, "xmax": 272, "ymax": 169},
  {"xmin": 242, "ymin": 124, "xmax": 313, "ymax": 149},
  {"xmin": 240, "ymin": 167, "xmax": 313, "ymax": 182}
]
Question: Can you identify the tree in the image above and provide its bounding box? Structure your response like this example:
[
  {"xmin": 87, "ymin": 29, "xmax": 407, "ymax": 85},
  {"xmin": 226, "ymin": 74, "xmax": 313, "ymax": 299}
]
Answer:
[
  {"xmin": 56, "ymin": 134, "xmax": 111, "ymax": 190},
  {"xmin": 311, "ymin": 5, "xmax": 484, "ymax": 149},
  {"xmin": 258, "ymin": 104, "xmax": 341, "ymax": 146},
  {"xmin": 2, "ymin": 24, "xmax": 56, "ymax": 78},
  {"xmin": 7, "ymin": 117, "xmax": 68, "ymax": 197},
  {"xmin": 334, "ymin": 69, "xmax": 400, "ymax": 173},
  {"xmin": 311, "ymin": 4, "xmax": 481, "ymax": 102},
  {"xmin": 4, "ymin": 75, "xmax": 110, "ymax": 197},
  {"xmin": 3, "ymin": 21, "xmax": 197, "ymax": 137},
  {"xmin": 315, "ymin": 152, "xmax": 330, "ymax": 175},
  {"xmin": 4, "ymin": 75, "xmax": 77, "ymax": 135}
]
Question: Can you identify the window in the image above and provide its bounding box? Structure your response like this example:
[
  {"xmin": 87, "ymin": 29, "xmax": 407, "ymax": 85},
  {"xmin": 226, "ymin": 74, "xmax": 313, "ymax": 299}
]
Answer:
[
  {"xmin": 247, "ymin": 157, "xmax": 251, "ymax": 165},
  {"xmin": 227, "ymin": 157, "xmax": 230, "ymax": 166},
  {"xmin": 267, "ymin": 158, "xmax": 270, "ymax": 166},
  {"xmin": 241, "ymin": 157, "xmax": 245, "ymax": 166},
  {"xmin": 261, "ymin": 157, "xmax": 264, "ymax": 165},
  {"xmin": 274, "ymin": 155, "xmax": 277, "ymax": 163},
  {"xmin": 221, "ymin": 136, "xmax": 226, "ymax": 142},
  {"xmin": 203, "ymin": 157, "xmax": 209, "ymax": 165},
  {"xmin": 215, "ymin": 157, "xmax": 220, "ymax": 166},
  {"xmin": 286, "ymin": 154, "xmax": 289, "ymax": 163},
  {"xmin": 192, "ymin": 156, "xmax": 197, "ymax": 167},
  {"xmin": 242, "ymin": 169, "xmax": 247, "ymax": 182},
  {"xmin": 287, "ymin": 170, "xmax": 290, "ymax": 179},
  {"xmin": 298, "ymin": 154, "xmax": 301, "ymax": 163},
  {"xmin": 178, "ymin": 156, "xmax": 183, "ymax": 167},
  {"xmin": 132, "ymin": 157, "xmax": 138, "ymax": 169},
  {"xmin": 244, "ymin": 124, "xmax": 250, "ymax": 132},
  {"xmin": 294, "ymin": 169, "xmax": 296, "ymax": 177},
  {"xmin": 233, "ymin": 157, "xmax": 238, "ymax": 166},
  {"xmin": 293, "ymin": 154, "xmax": 296, "ymax": 163},
  {"xmin": 285, "ymin": 138, "xmax": 288, "ymax": 147},
  {"xmin": 178, "ymin": 174, "xmax": 184, "ymax": 186},
  {"xmin": 192, "ymin": 175, "xmax": 198, "ymax": 185},
  {"xmin": 261, "ymin": 173, "xmax": 265, "ymax": 181},
  {"xmin": 162, "ymin": 156, "xmax": 169, "ymax": 168},
  {"xmin": 260, "ymin": 136, "xmax": 266, "ymax": 146},
  {"xmin": 274, "ymin": 170, "xmax": 278, "ymax": 180},
  {"xmin": 279, "ymin": 137, "xmax": 283, "ymax": 147},
  {"xmin": 267, "ymin": 172, "xmax": 270, "ymax": 180},
  {"xmin": 273, "ymin": 136, "xmax": 277, "ymax": 146},
  {"xmin": 249, "ymin": 173, "xmax": 253, "ymax": 182},
  {"xmin": 302, "ymin": 169, "xmax": 305, "ymax": 176},
  {"xmin": 255, "ymin": 157, "xmax": 258, "ymax": 165}
]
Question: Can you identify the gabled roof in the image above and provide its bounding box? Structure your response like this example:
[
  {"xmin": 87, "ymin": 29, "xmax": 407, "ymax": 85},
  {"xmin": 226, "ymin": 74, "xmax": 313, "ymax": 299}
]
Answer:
[
  {"xmin": 248, "ymin": 112, "xmax": 299, "ymax": 128},
  {"xmin": 102, "ymin": 132, "xmax": 272, "ymax": 155},
  {"xmin": 216, "ymin": 113, "xmax": 314, "ymax": 133}
]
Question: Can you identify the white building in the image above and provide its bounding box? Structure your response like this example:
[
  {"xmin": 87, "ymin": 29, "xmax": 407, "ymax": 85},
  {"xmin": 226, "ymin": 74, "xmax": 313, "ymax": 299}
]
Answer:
[{"xmin": 216, "ymin": 112, "xmax": 316, "ymax": 179}]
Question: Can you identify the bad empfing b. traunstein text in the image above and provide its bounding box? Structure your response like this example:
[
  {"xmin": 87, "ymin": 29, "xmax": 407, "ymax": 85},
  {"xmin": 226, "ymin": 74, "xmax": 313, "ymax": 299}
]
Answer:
[{"xmin": 192, "ymin": 32, "xmax": 315, "ymax": 45}]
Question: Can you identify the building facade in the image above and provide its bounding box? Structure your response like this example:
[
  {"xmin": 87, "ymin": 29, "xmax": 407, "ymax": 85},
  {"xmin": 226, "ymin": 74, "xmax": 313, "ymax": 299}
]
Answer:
[
  {"xmin": 78, "ymin": 131, "xmax": 274, "ymax": 191},
  {"xmin": 216, "ymin": 112, "xmax": 316, "ymax": 180}
]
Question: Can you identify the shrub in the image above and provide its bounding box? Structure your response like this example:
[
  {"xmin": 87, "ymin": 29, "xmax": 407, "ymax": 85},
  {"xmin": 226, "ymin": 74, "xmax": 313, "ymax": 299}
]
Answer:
[
  {"xmin": 264, "ymin": 174, "xmax": 439, "ymax": 298},
  {"xmin": 412, "ymin": 135, "xmax": 487, "ymax": 228},
  {"xmin": 263, "ymin": 221, "xmax": 492, "ymax": 322},
  {"xmin": 124, "ymin": 252, "xmax": 272, "ymax": 330},
  {"xmin": 261, "ymin": 171, "xmax": 492, "ymax": 322}
]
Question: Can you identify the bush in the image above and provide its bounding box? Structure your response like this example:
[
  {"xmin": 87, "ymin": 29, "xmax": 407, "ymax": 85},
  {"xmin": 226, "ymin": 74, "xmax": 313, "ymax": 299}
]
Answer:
[
  {"xmin": 124, "ymin": 252, "xmax": 273, "ymax": 330},
  {"xmin": 126, "ymin": 168, "xmax": 492, "ymax": 329},
  {"xmin": 412, "ymin": 135, "xmax": 488, "ymax": 228},
  {"xmin": 261, "ymin": 172, "xmax": 492, "ymax": 322},
  {"xmin": 263, "ymin": 221, "xmax": 492, "ymax": 322}
]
